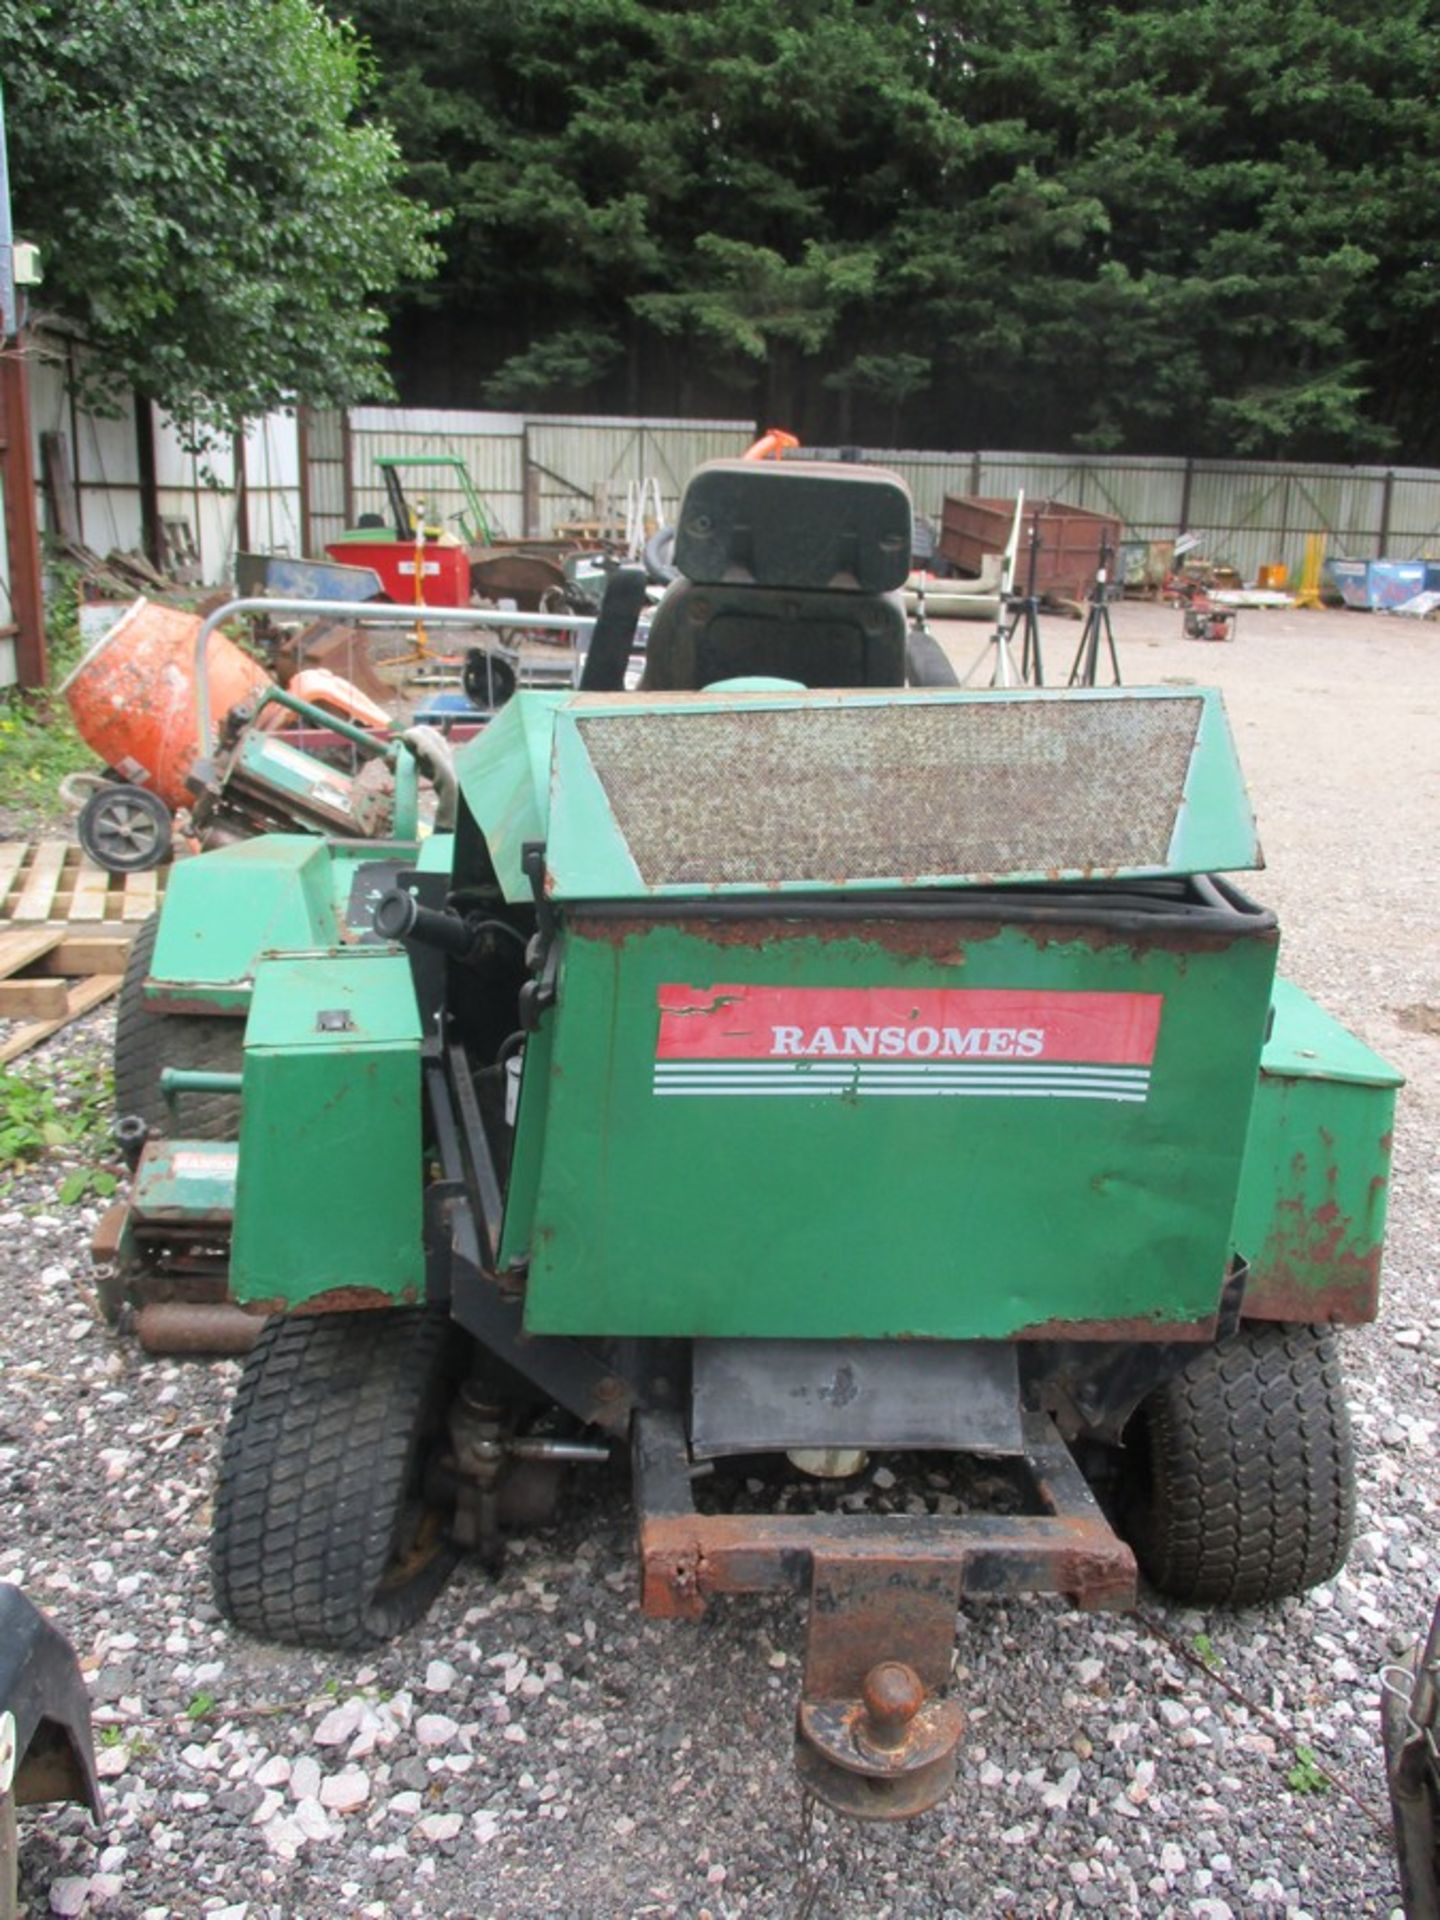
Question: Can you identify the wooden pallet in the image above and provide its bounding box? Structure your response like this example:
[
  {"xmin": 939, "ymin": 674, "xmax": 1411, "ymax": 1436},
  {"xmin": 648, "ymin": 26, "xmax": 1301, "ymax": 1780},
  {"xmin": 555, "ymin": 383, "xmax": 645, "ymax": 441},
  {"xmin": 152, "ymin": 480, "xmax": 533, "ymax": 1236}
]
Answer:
[
  {"xmin": 0, "ymin": 841, "xmax": 156, "ymax": 1063},
  {"xmin": 0, "ymin": 840, "xmax": 167, "ymax": 927},
  {"xmin": 0, "ymin": 926, "xmax": 135, "ymax": 1065}
]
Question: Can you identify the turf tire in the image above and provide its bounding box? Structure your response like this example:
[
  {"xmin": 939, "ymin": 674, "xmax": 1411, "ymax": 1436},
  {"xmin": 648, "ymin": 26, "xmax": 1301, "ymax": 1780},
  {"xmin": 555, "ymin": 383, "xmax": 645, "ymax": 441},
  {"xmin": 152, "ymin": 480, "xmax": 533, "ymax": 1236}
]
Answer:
[
  {"xmin": 113, "ymin": 913, "xmax": 244, "ymax": 1139},
  {"xmin": 212, "ymin": 1309, "xmax": 461, "ymax": 1649},
  {"xmin": 1124, "ymin": 1322, "xmax": 1355, "ymax": 1606}
]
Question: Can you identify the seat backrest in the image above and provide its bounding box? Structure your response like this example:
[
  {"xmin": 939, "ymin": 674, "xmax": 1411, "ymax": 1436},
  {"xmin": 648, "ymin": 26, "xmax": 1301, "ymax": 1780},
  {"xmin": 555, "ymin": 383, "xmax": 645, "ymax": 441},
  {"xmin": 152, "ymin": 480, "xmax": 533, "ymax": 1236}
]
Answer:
[{"xmin": 641, "ymin": 460, "xmax": 913, "ymax": 691}]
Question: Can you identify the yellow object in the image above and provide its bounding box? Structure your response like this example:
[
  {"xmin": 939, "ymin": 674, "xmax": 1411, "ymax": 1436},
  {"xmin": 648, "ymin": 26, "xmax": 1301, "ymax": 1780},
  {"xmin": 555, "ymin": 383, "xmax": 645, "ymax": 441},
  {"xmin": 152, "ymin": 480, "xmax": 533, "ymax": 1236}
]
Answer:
[
  {"xmin": 1258, "ymin": 564, "xmax": 1289, "ymax": 591},
  {"xmin": 1293, "ymin": 534, "xmax": 1326, "ymax": 610}
]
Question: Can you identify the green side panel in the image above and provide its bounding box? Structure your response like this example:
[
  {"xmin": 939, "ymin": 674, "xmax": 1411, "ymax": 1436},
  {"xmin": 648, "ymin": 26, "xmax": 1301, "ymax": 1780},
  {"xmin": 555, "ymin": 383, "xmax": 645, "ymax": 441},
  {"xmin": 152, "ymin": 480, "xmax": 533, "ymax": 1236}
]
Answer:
[
  {"xmin": 542, "ymin": 686, "xmax": 1261, "ymax": 899},
  {"xmin": 230, "ymin": 949, "xmax": 424, "ymax": 1308},
  {"xmin": 1231, "ymin": 979, "xmax": 1401, "ymax": 1323},
  {"xmin": 453, "ymin": 692, "xmax": 568, "ymax": 903},
  {"xmin": 148, "ymin": 837, "xmax": 421, "ymax": 1008},
  {"xmin": 520, "ymin": 917, "xmax": 1277, "ymax": 1339}
]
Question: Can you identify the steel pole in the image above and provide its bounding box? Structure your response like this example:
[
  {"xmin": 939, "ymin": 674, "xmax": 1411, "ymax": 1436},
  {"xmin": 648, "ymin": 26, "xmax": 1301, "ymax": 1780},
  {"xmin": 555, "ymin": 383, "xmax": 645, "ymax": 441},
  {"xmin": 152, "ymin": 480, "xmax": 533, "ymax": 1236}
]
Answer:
[{"xmin": 190, "ymin": 598, "xmax": 606, "ymax": 760}]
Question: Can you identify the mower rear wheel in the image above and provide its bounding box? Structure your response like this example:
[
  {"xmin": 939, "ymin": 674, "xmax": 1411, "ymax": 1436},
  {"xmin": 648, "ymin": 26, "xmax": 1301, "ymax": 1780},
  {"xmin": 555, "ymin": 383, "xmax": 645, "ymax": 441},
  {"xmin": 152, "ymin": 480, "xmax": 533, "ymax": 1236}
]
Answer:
[
  {"xmin": 211, "ymin": 1309, "xmax": 461, "ymax": 1649},
  {"xmin": 113, "ymin": 914, "xmax": 243, "ymax": 1140},
  {"xmin": 1122, "ymin": 1322, "xmax": 1355, "ymax": 1606}
]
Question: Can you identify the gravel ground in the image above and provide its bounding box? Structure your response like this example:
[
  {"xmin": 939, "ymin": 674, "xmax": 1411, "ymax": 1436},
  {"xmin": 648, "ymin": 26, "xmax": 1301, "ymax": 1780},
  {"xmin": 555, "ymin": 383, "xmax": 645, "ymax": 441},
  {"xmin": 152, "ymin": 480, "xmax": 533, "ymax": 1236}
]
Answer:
[{"xmin": 1, "ymin": 598, "xmax": 1436, "ymax": 1919}]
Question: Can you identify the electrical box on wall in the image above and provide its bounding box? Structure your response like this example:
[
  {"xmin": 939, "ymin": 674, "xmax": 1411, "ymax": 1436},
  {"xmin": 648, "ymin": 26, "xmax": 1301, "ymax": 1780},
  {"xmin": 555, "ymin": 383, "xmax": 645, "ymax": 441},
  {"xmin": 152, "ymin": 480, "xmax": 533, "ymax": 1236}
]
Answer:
[{"xmin": 12, "ymin": 241, "xmax": 40, "ymax": 286}]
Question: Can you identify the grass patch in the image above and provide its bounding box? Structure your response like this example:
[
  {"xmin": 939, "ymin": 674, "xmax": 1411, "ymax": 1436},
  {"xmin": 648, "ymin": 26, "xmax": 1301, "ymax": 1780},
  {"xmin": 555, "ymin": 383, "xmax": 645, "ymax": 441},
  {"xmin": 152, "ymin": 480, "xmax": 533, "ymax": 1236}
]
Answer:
[
  {"xmin": 0, "ymin": 570, "xmax": 100, "ymax": 813},
  {"xmin": 0, "ymin": 1060, "xmax": 116, "ymax": 1195},
  {"xmin": 1285, "ymin": 1744, "xmax": 1328, "ymax": 1794},
  {"xmin": 1189, "ymin": 1631, "xmax": 1222, "ymax": 1672}
]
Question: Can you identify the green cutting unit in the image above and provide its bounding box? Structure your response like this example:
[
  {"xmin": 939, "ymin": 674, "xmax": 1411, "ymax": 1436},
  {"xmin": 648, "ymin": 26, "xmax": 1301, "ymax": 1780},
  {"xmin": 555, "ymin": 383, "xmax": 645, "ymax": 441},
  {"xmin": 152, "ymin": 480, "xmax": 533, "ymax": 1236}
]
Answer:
[{"xmin": 103, "ymin": 459, "xmax": 1400, "ymax": 1819}]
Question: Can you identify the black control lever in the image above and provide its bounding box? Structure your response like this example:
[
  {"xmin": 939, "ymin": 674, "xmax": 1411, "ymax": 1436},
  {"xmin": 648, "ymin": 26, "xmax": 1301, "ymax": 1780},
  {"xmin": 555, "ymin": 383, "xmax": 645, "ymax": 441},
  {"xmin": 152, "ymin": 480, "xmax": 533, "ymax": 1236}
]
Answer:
[{"xmin": 373, "ymin": 889, "xmax": 479, "ymax": 958}]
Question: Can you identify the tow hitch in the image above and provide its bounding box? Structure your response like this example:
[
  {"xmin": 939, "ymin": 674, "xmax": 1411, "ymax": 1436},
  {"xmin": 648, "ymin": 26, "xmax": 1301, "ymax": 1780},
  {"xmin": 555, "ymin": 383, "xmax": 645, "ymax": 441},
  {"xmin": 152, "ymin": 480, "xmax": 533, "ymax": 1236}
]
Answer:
[{"xmin": 633, "ymin": 1410, "xmax": 1136, "ymax": 1818}]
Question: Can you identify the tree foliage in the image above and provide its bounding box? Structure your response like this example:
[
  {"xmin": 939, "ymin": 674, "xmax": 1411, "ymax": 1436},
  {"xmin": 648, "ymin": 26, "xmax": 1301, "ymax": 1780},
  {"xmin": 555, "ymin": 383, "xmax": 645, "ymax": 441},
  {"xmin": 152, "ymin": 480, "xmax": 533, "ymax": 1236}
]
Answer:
[
  {"xmin": 348, "ymin": 0, "xmax": 1434, "ymax": 458},
  {"xmin": 1, "ymin": 0, "xmax": 441, "ymax": 435}
]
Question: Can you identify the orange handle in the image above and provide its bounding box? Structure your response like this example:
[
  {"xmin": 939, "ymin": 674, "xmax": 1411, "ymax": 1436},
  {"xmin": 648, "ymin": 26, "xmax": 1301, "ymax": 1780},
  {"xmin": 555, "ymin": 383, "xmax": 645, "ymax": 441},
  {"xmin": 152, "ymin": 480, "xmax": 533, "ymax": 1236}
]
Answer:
[{"xmin": 742, "ymin": 429, "xmax": 800, "ymax": 462}]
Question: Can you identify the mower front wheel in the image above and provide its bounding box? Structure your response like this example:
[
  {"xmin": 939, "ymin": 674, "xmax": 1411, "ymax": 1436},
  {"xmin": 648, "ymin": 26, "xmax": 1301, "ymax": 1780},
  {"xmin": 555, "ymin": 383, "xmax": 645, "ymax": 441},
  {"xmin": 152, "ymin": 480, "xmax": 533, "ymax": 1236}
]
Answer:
[
  {"xmin": 212, "ymin": 1309, "xmax": 463, "ymax": 1649},
  {"xmin": 1122, "ymin": 1322, "xmax": 1355, "ymax": 1606}
]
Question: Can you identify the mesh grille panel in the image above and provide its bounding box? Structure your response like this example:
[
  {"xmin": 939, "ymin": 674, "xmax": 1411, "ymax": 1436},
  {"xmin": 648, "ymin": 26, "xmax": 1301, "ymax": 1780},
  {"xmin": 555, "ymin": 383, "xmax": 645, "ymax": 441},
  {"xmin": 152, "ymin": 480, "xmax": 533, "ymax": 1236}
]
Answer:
[{"xmin": 574, "ymin": 697, "xmax": 1204, "ymax": 887}]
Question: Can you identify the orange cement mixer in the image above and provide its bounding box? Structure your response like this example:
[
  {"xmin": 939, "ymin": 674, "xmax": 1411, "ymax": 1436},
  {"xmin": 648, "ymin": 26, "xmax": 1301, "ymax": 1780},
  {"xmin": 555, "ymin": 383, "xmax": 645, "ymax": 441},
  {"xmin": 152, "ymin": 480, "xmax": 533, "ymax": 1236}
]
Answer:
[{"xmin": 63, "ymin": 598, "xmax": 271, "ymax": 810}]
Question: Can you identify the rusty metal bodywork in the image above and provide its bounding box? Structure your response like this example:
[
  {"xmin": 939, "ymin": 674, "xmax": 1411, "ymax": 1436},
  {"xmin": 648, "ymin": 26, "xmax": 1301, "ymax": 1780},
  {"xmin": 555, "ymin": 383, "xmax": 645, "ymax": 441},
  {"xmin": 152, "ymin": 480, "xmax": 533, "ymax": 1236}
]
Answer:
[{"xmin": 1230, "ymin": 978, "xmax": 1400, "ymax": 1324}]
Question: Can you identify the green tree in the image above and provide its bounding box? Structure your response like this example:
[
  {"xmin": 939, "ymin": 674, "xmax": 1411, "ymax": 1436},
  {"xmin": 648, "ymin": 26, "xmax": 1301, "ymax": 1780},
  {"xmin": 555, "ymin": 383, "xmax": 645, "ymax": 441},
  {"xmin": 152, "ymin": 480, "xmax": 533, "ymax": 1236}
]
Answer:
[
  {"xmin": 339, "ymin": 0, "xmax": 951, "ymax": 422},
  {"xmin": 1, "ymin": 0, "xmax": 441, "ymax": 436},
  {"xmin": 345, "ymin": 0, "xmax": 1440, "ymax": 460},
  {"xmin": 916, "ymin": 0, "xmax": 1430, "ymax": 457}
]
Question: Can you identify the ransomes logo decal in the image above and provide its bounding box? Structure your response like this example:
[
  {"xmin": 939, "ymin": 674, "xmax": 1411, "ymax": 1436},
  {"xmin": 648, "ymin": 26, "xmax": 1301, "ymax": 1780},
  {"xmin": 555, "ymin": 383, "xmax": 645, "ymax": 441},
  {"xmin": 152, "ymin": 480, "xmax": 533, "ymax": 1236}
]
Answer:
[{"xmin": 654, "ymin": 986, "xmax": 1161, "ymax": 1102}]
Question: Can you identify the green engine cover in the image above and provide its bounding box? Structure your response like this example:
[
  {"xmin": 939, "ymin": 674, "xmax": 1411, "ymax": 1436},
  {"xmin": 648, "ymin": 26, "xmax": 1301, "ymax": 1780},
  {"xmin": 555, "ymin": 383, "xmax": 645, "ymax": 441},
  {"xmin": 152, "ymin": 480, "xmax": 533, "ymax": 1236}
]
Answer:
[
  {"xmin": 230, "ymin": 948, "xmax": 423, "ymax": 1308},
  {"xmin": 510, "ymin": 913, "xmax": 1277, "ymax": 1340}
]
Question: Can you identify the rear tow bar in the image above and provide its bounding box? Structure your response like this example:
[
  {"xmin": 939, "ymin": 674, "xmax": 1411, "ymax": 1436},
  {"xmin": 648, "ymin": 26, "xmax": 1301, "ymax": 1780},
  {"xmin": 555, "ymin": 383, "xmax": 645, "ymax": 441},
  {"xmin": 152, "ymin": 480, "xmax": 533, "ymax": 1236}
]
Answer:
[{"xmin": 632, "ymin": 1408, "xmax": 1136, "ymax": 1819}]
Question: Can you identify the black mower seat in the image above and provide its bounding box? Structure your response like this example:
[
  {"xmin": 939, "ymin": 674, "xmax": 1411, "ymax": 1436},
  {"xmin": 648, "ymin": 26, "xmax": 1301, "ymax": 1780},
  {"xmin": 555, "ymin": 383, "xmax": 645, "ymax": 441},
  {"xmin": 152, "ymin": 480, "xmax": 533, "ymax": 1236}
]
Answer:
[{"xmin": 641, "ymin": 460, "xmax": 913, "ymax": 692}]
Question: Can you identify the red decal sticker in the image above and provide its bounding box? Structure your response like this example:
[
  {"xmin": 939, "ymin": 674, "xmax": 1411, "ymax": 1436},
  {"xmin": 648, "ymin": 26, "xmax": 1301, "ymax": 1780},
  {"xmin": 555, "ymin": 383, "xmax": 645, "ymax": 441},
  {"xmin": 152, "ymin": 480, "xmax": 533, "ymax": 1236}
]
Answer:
[{"xmin": 655, "ymin": 985, "xmax": 1161, "ymax": 1065}]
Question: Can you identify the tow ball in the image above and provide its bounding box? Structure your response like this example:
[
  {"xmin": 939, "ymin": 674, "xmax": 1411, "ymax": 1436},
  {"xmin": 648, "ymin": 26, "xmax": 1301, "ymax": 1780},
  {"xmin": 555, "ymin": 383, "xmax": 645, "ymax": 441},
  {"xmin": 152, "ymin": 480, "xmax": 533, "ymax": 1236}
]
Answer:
[{"xmin": 798, "ymin": 1661, "xmax": 964, "ymax": 1819}]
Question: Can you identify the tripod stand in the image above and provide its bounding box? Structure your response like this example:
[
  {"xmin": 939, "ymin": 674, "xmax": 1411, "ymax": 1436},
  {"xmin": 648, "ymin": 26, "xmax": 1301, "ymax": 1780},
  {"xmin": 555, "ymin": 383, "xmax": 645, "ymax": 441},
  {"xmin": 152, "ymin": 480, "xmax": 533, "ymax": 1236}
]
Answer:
[
  {"xmin": 1067, "ymin": 537, "xmax": 1123, "ymax": 687},
  {"xmin": 1004, "ymin": 510, "xmax": 1045, "ymax": 686},
  {"xmin": 961, "ymin": 492, "xmax": 1029, "ymax": 687}
]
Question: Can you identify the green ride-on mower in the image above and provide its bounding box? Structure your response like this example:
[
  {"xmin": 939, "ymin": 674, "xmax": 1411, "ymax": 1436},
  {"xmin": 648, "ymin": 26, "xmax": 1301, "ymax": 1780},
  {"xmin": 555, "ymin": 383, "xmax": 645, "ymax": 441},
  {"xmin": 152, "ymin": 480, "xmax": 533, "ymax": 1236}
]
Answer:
[{"xmin": 100, "ymin": 458, "xmax": 1400, "ymax": 1820}]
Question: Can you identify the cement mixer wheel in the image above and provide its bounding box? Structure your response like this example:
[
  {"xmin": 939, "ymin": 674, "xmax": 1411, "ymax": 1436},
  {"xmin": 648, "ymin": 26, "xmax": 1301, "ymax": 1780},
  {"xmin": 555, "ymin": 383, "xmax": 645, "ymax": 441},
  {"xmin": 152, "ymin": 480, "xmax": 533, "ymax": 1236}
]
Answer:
[{"xmin": 77, "ymin": 782, "xmax": 172, "ymax": 873}]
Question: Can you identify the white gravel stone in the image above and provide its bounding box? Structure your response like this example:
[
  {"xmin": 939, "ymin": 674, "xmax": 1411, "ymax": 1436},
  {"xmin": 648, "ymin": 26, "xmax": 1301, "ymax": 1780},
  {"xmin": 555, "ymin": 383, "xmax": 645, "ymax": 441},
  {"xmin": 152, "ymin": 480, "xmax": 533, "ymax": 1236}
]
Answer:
[
  {"xmin": 320, "ymin": 1767, "xmax": 371, "ymax": 1813},
  {"xmin": 415, "ymin": 1712, "xmax": 460, "ymax": 1748},
  {"xmin": 49, "ymin": 1881, "xmax": 92, "ymax": 1918},
  {"xmin": 424, "ymin": 1659, "xmax": 458, "ymax": 1692},
  {"xmin": 289, "ymin": 1755, "xmax": 322, "ymax": 1802},
  {"xmin": 294, "ymin": 1796, "xmax": 333, "ymax": 1841},
  {"xmin": 419, "ymin": 1812, "xmax": 463, "ymax": 1843},
  {"xmin": 1041, "ymin": 1765, "xmax": 1081, "ymax": 1811},
  {"xmin": 313, "ymin": 1700, "xmax": 364, "ymax": 1746},
  {"xmin": 1126, "ymin": 1758, "xmax": 1156, "ymax": 1804},
  {"xmin": 259, "ymin": 1815, "xmax": 306, "ymax": 1860}
]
